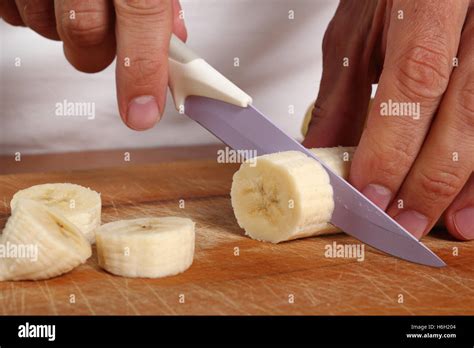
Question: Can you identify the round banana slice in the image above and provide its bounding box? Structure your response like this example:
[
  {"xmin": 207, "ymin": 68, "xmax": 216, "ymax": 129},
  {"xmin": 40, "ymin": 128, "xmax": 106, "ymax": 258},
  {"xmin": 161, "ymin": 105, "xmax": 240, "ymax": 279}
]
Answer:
[
  {"xmin": 96, "ymin": 217, "xmax": 195, "ymax": 278},
  {"xmin": 231, "ymin": 150, "xmax": 344, "ymax": 243},
  {"xmin": 0, "ymin": 199, "xmax": 92, "ymax": 281},
  {"xmin": 10, "ymin": 183, "xmax": 101, "ymax": 244}
]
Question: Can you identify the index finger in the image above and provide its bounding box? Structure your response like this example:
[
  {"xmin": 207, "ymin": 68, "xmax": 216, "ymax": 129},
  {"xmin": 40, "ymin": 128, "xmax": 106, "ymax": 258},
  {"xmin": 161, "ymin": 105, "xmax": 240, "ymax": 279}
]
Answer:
[{"xmin": 349, "ymin": 0, "xmax": 469, "ymax": 210}]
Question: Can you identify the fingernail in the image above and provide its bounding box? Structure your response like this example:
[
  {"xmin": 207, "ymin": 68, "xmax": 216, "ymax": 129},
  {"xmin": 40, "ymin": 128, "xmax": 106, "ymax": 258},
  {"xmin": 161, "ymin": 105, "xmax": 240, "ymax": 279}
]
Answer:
[
  {"xmin": 126, "ymin": 95, "xmax": 160, "ymax": 130},
  {"xmin": 361, "ymin": 184, "xmax": 392, "ymax": 210},
  {"xmin": 454, "ymin": 206, "xmax": 474, "ymax": 240},
  {"xmin": 394, "ymin": 210, "xmax": 429, "ymax": 239}
]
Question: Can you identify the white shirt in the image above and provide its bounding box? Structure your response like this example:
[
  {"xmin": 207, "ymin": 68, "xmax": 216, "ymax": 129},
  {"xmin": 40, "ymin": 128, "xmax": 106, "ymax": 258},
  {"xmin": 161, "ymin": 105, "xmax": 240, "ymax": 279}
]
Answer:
[{"xmin": 0, "ymin": 0, "xmax": 337, "ymax": 155}]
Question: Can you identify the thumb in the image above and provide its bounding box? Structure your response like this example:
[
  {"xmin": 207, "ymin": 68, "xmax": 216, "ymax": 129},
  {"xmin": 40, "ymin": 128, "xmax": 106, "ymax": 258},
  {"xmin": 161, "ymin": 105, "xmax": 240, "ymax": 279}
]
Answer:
[
  {"xmin": 303, "ymin": 0, "xmax": 383, "ymax": 148},
  {"xmin": 114, "ymin": 0, "xmax": 173, "ymax": 130}
]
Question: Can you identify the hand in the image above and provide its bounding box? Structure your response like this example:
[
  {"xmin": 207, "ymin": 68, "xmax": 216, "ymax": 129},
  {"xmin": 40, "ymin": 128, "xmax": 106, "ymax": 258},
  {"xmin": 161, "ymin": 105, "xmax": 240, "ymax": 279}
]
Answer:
[
  {"xmin": 303, "ymin": 0, "xmax": 474, "ymax": 240},
  {"xmin": 0, "ymin": 0, "xmax": 187, "ymax": 130}
]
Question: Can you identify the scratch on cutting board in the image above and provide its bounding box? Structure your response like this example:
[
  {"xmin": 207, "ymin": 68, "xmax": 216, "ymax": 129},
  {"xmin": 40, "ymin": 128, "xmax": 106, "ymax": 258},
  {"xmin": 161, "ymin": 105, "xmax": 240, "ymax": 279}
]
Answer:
[
  {"xmin": 227, "ymin": 281, "xmax": 273, "ymax": 314},
  {"xmin": 232, "ymin": 279, "xmax": 273, "ymax": 313},
  {"xmin": 110, "ymin": 200, "xmax": 119, "ymax": 217},
  {"xmin": 398, "ymin": 287, "xmax": 420, "ymax": 302},
  {"xmin": 1, "ymin": 283, "xmax": 14, "ymax": 314},
  {"xmin": 10, "ymin": 283, "xmax": 17, "ymax": 314},
  {"xmin": 1, "ymin": 196, "xmax": 8, "ymax": 209},
  {"xmin": 311, "ymin": 282, "xmax": 337, "ymax": 303},
  {"xmin": 42, "ymin": 281, "xmax": 58, "ymax": 315},
  {"xmin": 358, "ymin": 272, "xmax": 393, "ymax": 304},
  {"xmin": 9, "ymin": 282, "xmax": 26, "ymax": 315},
  {"xmin": 187, "ymin": 283, "xmax": 237, "ymax": 315},
  {"xmin": 131, "ymin": 182, "xmax": 151, "ymax": 195},
  {"xmin": 260, "ymin": 281, "xmax": 284, "ymax": 304},
  {"xmin": 141, "ymin": 281, "xmax": 176, "ymax": 315},
  {"xmin": 70, "ymin": 278, "xmax": 96, "ymax": 315},
  {"xmin": 304, "ymin": 288, "xmax": 320, "ymax": 306},
  {"xmin": 232, "ymin": 279, "xmax": 256, "ymax": 304},
  {"xmin": 20, "ymin": 283, "xmax": 26, "ymax": 314},
  {"xmin": 208, "ymin": 287, "xmax": 241, "ymax": 314},
  {"xmin": 420, "ymin": 272, "xmax": 457, "ymax": 294},
  {"xmin": 399, "ymin": 301, "xmax": 416, "ymax": 315},
  {"xmin": 328, "ymin": 302, "xmax": 360, "ymax": 315},
  {"xmin": 444, "ymin": 273, "xmax": 474, "ymax": 294},
  {"xmin": 104, "ymin": 276, "xmax": 139, "ymax": 315}
]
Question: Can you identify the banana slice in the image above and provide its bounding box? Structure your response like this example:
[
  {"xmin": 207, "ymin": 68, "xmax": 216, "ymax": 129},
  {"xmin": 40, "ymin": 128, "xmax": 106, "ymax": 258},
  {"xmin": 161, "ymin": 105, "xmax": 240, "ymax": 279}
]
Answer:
[
  {"xmin": 0, "ymin": 199, "xmax": 92, "ymax": 281},
  {"xmin": 96, "ymin": 217, "xmax": 195, "ymax": 278},
  {"xmin": 10, "ymin": 183, "xmax": 101, "ymax": 244},
  {"xmin": 231, "ymin": 147, "xmax": 355, "ymax": 243}
]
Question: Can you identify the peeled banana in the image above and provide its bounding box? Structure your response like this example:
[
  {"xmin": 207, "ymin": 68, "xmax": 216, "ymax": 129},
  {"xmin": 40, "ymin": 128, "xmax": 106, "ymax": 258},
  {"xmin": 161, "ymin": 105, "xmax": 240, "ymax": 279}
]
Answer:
[
  {"xmin": 96, "ymin": 217, "xmax": 195, "ymax": 278},
  {"xmin": 231, "ymin": 147, "xmax": 355, "ymax": 243},
  {"xmin": 0, "ymin": 199, "xmax": 92, "ymax": 281},
  {"xmin": 10, "ymin": 183, "xmax": 101, "ymax": 244}
]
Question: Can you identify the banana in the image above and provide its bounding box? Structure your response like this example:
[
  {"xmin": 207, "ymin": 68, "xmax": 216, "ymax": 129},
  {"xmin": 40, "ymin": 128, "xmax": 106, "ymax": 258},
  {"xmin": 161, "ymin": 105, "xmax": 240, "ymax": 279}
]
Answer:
[
  {"xmin": 0, "ymin": 199, "xmax": 92, "ymax": 281},
  {"xmin": 309, "ymin": 147, "xmax": 355, "ymax": 178},
  {"xmin": 10, "ymin": 183, "xmax": 101, "ymax": 244},
  {"xmin": 230, "ymin": 147, "xmax": 355, "ymax": 243},
  {"xmin": 96, "ymin": 217, "xmax": 195, "ymax": 278}
]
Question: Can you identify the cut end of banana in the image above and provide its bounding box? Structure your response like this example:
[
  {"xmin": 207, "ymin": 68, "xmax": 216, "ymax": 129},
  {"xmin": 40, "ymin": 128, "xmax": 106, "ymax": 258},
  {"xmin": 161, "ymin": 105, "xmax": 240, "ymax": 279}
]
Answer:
[
  {"xmin": 231, "ymin": 150, "xmax": 337, "ymax": 243},
  {"xmin": 10, "ymin": 183, "xmax": 101, "ymax": 244},
  {"xmin": 0, "ymin": 199, "xmax": 92, "ymax": 281},
  {"xmin": 96, "ymin": 217, "xmax": 195, "ymax": 279}
]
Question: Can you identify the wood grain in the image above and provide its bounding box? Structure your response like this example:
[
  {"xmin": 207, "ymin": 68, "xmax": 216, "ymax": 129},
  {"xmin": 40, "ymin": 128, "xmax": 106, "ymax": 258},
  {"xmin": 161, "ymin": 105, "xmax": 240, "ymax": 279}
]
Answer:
[{"xmin": 0, "ymin": 160, "xmax": 473, "ymax": 315}]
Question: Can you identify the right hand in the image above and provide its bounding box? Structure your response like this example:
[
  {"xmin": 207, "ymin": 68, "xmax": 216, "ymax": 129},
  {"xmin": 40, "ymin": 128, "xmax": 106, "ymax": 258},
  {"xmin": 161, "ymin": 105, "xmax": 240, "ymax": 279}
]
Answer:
[{"xmin": 0, "ymin": 0, "xmax": 187, "ymax": 130}]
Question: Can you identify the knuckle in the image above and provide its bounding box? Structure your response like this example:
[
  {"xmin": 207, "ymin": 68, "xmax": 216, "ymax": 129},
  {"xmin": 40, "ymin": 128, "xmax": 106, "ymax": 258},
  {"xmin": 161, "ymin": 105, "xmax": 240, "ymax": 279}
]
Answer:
[
  {"xmin": 22, "ymin": 5, "xmax": 54, "ymax": 31},
  {"xmin": 114, "ymin": 0, "xmax": 170, "ymax": 17},
  {"xmin": 418, "ymin": 168, "xmax": 464, "ymax": 203},
  {"xmin": 457, "ymin": 76, "xmax": 474, "ymax": 116},
  {"xmin": 366, "ymin": 132, "xmax": 414, "ymax": 181},
  {"xmin": 395, "ymin": 44, "xmax": 451, "ymax": 101},
  {"xmin": 61, "ymin": 9, "xmax": 109, "ymax": 47},
  {"xmin": 310, "ymin": 103, "xmax": 328, "ymax": 127}
]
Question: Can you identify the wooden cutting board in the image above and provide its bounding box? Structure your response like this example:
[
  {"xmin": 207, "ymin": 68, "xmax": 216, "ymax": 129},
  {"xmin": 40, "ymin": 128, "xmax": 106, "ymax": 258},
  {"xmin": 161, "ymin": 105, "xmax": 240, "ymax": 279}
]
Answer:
[{"xmin": 0, "ymin": 160, "xmax": 473, "ymax": 315}]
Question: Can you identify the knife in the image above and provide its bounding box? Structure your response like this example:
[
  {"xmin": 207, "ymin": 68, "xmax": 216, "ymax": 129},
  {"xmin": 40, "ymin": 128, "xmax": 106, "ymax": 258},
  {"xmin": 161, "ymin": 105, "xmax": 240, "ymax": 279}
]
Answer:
[{"xmin": 167, "ymin": 35, "xmax": 446, "ymax": 268}]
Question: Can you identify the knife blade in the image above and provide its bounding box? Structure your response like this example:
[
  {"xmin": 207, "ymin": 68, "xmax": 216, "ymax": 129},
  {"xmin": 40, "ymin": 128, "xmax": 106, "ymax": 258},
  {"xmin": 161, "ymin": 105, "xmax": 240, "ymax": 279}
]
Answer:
[
  {"xmin": 183, "ymin": 95, "xmax": 446, "ymax": 268},
  {"xmin": 167, "ymin": 34, "xmax": 445, "ymax": 267}
]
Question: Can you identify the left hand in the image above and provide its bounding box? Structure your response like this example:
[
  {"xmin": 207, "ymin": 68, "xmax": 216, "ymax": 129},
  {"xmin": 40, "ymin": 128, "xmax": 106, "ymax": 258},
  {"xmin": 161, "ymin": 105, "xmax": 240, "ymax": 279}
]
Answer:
[{"xmin": 303, "ymin": 0, "xmax": 474, "ymax": 240}]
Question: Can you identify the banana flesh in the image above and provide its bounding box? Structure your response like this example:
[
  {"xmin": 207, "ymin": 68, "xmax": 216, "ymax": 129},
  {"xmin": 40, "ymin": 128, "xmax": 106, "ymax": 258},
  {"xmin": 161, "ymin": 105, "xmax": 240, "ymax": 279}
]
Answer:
[
  {"xmin": 96, "ymin": 217, "xmax": 195, "ymax": 278},
  {"xmin": 0, "ymin": 199, "xmax": 92, "ymax": 281},
  {"xmin": 231, "ymin": 147, "xmax": 355, "ymax": 243},
  {"xmin": 11, "ymin": 183, "xmax": 101, "ymax": 244}
]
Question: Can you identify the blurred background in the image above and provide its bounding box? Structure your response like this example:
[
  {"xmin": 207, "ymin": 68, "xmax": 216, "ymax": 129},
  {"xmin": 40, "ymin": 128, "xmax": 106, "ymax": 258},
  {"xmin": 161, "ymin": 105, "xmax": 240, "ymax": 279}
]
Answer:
[{"xmin": 0, "ymin": 0, "xmax": 338, "ymax": 173}]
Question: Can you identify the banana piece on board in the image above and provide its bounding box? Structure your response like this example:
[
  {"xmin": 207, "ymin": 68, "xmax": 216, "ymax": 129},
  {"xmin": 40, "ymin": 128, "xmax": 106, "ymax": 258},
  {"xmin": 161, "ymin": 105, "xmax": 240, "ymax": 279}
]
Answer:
[
  {"xmin": 96, "ymin": 217, "xmax": 195, "ymax": 278},
  {"xmin": 231, "ymin": 147, "xmax": 355, "ymax": 243},
  {"xmin": 0, "ymin": 199, "xmax": 92, "ymax": 281},
  {"xmin": 10, "ymin": 183, "xmax": 101, "ymax": 244}
]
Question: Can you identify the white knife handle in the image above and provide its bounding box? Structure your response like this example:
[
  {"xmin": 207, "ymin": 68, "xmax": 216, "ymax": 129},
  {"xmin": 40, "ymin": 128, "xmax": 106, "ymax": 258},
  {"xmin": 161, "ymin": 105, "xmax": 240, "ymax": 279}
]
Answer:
[{"xmin": 168, "ymin": 34, "xmax": 252, "ymax": 111}]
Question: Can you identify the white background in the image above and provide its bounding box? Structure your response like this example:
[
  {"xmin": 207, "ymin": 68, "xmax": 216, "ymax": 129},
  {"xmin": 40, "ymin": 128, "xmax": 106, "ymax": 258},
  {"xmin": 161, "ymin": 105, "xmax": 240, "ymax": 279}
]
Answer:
[{"xmin": 0, "ymin": 0, "xmax": 338, "ymax": 154}]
